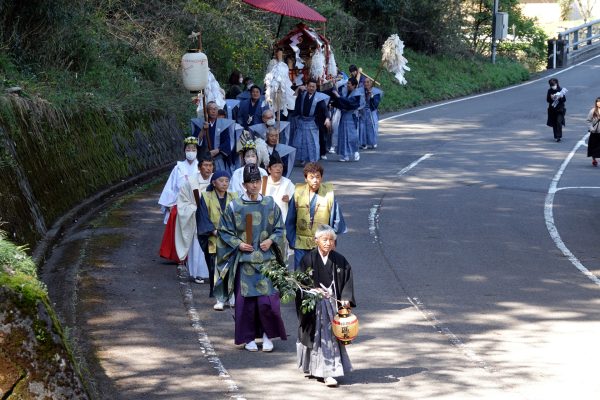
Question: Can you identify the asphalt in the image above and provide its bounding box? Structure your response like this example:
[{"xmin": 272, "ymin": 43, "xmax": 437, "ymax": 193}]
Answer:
[{"xmin": 42, "ymin": 55, "xmax": 600, "ymax": 400}]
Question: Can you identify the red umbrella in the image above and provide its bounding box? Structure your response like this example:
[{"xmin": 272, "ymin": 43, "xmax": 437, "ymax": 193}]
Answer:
[{"xmin": 241, "ymin": 0, "xmax": 327, "ymax": 23}]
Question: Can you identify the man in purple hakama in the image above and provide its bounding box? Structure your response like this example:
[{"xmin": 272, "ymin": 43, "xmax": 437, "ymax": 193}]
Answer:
[{"xmin": 214, "ymin": 163, "xmax": 287, "ymax": 352}]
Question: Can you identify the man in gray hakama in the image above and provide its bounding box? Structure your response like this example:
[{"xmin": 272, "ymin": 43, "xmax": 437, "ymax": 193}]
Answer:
[{"xmin": 296, "ymin": 224, "xmax": 356, "ymax": 387}]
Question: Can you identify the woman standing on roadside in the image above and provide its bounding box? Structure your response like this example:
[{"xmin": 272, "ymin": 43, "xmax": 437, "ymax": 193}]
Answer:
[
  {"xmin": 586, "ymin": 97, "xmax": 600, "ymax": 167},
  {"xmin": 546, "ymin": 78, "xmax": 567, "ymax": 142}
]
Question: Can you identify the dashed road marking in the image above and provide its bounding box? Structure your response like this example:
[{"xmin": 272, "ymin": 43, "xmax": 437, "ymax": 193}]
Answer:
[{"xmin": 177, "ymin": 265, "xmax": 247, "ymax": 400}]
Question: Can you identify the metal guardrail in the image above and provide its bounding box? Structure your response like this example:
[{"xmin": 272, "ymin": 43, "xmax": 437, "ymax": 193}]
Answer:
[{"xmin": 549, "ymin": 18, "xmax": 600, "ymax": 68}]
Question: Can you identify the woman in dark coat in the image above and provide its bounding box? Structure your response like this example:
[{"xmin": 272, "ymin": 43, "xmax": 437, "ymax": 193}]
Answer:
[
  {"xmin": 296, "ymin": 224, "xmax": 356, "ymax": 387},
  {"xmin": 586, "ymin": 97, "xmax": 600, "ymax": 167},
  {"xmin": 546, "ymin": 78, "xmax": 567, "ymax": 142}
]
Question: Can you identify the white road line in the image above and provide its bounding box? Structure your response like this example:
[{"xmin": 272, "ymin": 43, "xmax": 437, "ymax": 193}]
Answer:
[
  {"xmin": 369, "ymin": 155, "xmax": 499, "ymax": 373},
  {"xmin": 408, "ymin": 297, "xmax": 496, "ymax": 374},
  {"xmin": 369, "ymin": 153, "xmax": 434, "ymax": 243},
  {"xmin": 544, "ymin": 133, "xmax": 600, "ymax": 287},
  {"xmin": 397, "ymin": 153, "xmax": 433, "ymax": 176},
  {"xmin": 177, "ymin": 265, "xmax": 247, "ymax": 400},
  {"xmin": 379, "ymin": 54, "xmax": 600, "ymax": 123},
  {"xmin": 555, "ymin": 186, "xmax": 600, "ymax": 192}
]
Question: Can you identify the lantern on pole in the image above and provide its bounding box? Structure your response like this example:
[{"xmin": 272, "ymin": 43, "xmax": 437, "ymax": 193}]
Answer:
[
  {"xmin": 181, "ymin": 50, "xmax": 209, "ymax": 93},
  {"xmin": 181, "ymin": 31, "xmax": 209, "ymax": 93},
  {"xmin": 181, "ymin": 31, "xmax": 211, "ymax": 148}
]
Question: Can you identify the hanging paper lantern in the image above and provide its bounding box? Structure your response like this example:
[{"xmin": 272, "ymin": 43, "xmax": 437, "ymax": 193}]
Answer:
[
  {"xmin": 181, "ymin": 50, "xmax": 209, "ymax": 92},
  {"xmin": 332, "ymin": 307, "xmax": 359, "ymax": 345}
]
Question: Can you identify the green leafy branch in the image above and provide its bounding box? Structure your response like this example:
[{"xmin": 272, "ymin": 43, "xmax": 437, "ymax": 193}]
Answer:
[{"xmin": 261, "ymin": 259, "xmax": 323, "ymax": 314}]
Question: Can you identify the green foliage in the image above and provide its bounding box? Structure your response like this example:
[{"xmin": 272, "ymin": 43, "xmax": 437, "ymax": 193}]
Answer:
[
  {"xmin": 0, "ymin": 230, "xmax": 47, "ymax": 305},
  {"xmin": 261, "ymin": 260, "xmax": 323, "ymax": 314},
  {"xmin": 183, "ymin": 0, "xmax": 274, "ymax": 82},
  {"xmin": 462, "ymin": 0, "xmax": 549, "ymax": 69},
  {"xmin": 336, "ymin": 50, "xmax": 529, "ymax": 112},
  {"xmin": 337, "ymin": 0, "xmax": 466, "ymax": 54},
  {"xmin": 559, "ymin": 0, "xmax": 573, "ymax": 21}
]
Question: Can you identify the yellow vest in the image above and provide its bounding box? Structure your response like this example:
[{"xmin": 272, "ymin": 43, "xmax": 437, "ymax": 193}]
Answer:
[
  {"xmin": 293, "ymin": 182, "xmax": 334, "ymax": 250},
  {"xmin": 201, "ymin": 190, "xmax": 238, "ymax": 253}
]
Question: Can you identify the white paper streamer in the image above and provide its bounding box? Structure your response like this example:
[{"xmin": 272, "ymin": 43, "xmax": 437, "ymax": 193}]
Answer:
[
  {"xmin": 196, "ymin": 70, "xmax": 226, "ymax": 115},
  {"xmin": 327, "ymin": 45, "xmax": 337, "ymax": 77},
  {"xmin": 310, "ymin": 48, "xmax": 325, "ymax": 80},
  {"xmin": 264, "ymin": 61, "xmax": 295, "ymax": 116},
  {"xmin": 381, "ymin": 34, "xmax": 410, "ymax": 85}
]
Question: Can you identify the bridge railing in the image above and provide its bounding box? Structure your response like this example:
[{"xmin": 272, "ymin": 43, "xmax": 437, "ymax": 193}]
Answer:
[{"xmin": 549, "ymin": 18, "xmax": 600, "ymax": 68}]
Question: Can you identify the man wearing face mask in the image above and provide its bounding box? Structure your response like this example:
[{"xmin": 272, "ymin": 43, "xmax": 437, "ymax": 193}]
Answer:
[
  {"xmin": 229, "ymin": 141, "xmax": 268, "ymax": 196},
  {"xmin": 249, "ymin": 109, "xmax": 292, "ymax": 145}
]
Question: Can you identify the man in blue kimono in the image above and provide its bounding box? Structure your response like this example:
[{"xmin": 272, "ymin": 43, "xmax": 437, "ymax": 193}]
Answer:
[
  {"xmin": 359, "ymin": 78, "xmax": 383, "ymax": 150},
  {"xmin": 292, "ymin": 79, "xmax": 330, "ymax": 164},
  {"xmin": 249, "ymin": 108, "xmax": 292, "ymax": 145},
  {"xmin": 191, "ymin": 102, "xmax": 235, "ymax": 172},
  {"xmin": 237, "ymin": 85, "xmax": 269, "ymax": 131},
  {"xmin": 263, "ymin": 126, "xmax": 296, "ymax": 178},
  {"xmin": 330, "ymin": 77, "xmax": 362, "ymax": 162}
]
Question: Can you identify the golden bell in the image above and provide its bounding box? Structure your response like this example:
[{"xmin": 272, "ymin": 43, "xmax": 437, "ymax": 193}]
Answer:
[{"xmin": 332, "ymin": 307, "xmax": 359, "ymax": 345}]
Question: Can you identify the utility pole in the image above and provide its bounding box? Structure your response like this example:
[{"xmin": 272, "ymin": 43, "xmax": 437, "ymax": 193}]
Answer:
[{"xmin": 491, "ymin": 0, "xmax": 499, "ymax": 63}]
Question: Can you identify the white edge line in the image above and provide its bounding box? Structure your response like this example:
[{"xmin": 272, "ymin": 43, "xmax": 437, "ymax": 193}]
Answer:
[
  {"xmin": 408, "ymin": 296, "xmax": 496, "ymax": 374},
  {"xmin": 397, "ymin": 153, "xmax": 433, "ymax": 176},
  {"xmin": 380, "ymin": 54, "xmax": 600, "ymax": 123},
  {"xmin": 544, "ymin": 133, "xmax": 600, "ymax": 287},
  {"xmin": 369, "ymin": 153, "xmax": 433, "ymax": 243},
  {"xmin": 177, "ymin": 265, "xmax": 247, "ymax": 400},
  {"xmin": 556, "ymin": 186, "xmax": 600, "ymax": 191},
  {"xmin": 370, "ymin": 155, "xmax": 503, "ymax": 377}
]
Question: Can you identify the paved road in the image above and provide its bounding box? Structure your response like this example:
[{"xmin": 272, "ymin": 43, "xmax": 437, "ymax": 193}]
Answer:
[{"xmin": 43, "ymin": 56, "xmax": 600, "ymax": 400}]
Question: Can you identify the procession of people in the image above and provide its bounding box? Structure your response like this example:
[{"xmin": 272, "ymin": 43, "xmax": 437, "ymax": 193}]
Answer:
[{"xmin": 156, "ymin": 46, "xmax": 376, "ymax": 386}]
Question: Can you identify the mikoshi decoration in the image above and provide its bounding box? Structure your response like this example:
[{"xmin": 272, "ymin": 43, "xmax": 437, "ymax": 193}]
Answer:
[
  {"xmin": 332, "ymin": 306, "xmax": 359, "ymax": 345},
  {"xmin": 264, "ymin": 50, "xmax": 296, "ymax": 117},
  {"xmin": 274, "ymin": 23, "xmax": 336, "ymax": 89},
  {"xmin": 380, "ymin": 33, "xmax": 410, "ymax": 85}
]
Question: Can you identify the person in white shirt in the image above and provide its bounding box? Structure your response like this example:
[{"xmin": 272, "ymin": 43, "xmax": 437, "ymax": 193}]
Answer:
[{"xmin": 264, "ymin": 152, "xmax": 294, "ymax": 221}]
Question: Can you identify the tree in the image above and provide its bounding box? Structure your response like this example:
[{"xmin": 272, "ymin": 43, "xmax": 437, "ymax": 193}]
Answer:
[{"xmin": 574, "ymin": 0, "xmax": 596, "ymax": 22}]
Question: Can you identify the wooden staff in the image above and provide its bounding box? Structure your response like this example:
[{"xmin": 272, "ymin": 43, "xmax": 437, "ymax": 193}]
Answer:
[
  {"xmin": 245, "ymin": 214, "xmax": 253, "ymax": 245},
  {"xmin": 193, "ymin": 188, "xmax": 201, "ymax": 207},
  {"xmin": 202, "ymin": 90, "xmax": 212, "ymax": 150},
  {"xmin": 261, "ymin": 175, "xmax": 268, "ymax": 196},
  {"xmin": 372, "ymin": 63, "xmax": 384, "ymax": 86},
  {"xmin": 358, "ymin": 67, "xmax": 381, "ymax": 86}
]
